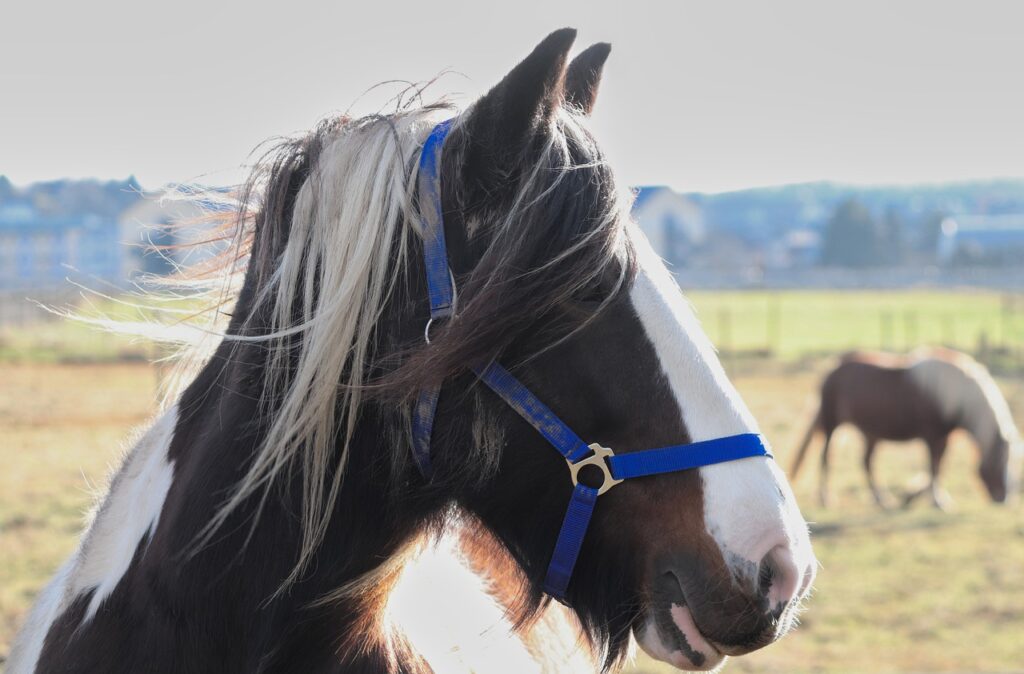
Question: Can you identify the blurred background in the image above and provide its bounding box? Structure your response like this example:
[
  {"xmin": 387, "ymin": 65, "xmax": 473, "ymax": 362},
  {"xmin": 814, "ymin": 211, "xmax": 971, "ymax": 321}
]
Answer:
[{"xmin": 1, "ymin": 1, "xmax": 1022, "ymax": 672}]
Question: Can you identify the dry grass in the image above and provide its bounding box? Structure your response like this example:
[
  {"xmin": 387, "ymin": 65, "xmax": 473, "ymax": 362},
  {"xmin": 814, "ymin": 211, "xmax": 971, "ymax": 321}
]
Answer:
[
  {"xmin": 0, "ymin": 363, "xmax": 156, "ymax": 663},
  {"xmin": 1, "ymin": 361, "xmax": 1022, "ymax": 672}
]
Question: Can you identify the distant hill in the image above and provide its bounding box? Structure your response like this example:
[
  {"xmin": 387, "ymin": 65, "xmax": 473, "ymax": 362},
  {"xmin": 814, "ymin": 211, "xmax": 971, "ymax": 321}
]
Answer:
[
  {"xmin": 684, "ymin": 179, "xmax": 1024, "ymax": 245},
  {"xmin": 2, "ymin": 175, "xmax": 1022, "ymax": 293},
  {"xmin": 0, "ymin": 176, "xmax": 142, "ymax": 221}
]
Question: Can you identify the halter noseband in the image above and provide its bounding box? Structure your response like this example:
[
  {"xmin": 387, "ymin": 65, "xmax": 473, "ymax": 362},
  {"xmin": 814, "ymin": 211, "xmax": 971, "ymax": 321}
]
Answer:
[{"xmin": 410, "ymin": 120, "xmax": 772, "ymax": 600}]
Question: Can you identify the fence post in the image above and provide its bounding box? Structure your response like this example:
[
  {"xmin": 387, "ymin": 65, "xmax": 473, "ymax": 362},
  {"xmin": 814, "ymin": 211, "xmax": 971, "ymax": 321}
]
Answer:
[
  {"xmin": 767, "ymin": 295, "xmax": 781, "ymax": 356},
  {"xmin": 1001, "ymin": 295, "xmax": 1011, "ymax": 350},
  {"xmin": 942, "ymin": 314, "xmax": 955, "ymax": 348},
  {"xmin": 977, "ymin": 330, "xmax": 990, "ymax": 365},
  {"xmin": 881, "ymin": 311, "xmax": 893, "ymax": 351},
  {"xmin": 904, "ymin": 311, "xmax": 918, "ymax": 351}
]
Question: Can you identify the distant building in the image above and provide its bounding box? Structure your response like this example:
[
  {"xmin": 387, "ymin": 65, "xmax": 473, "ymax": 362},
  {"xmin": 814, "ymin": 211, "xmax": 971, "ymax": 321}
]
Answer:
[
  {"xmin": 0, "ymin": 177, "xmax": 141, "ymax": 290},
  {"xmin": 631, "ymin": 186, "xmax": 705, "ymax": 266},
  {"xmin": 937, "ymin": 214, "xmax": 1024, "ymax": 265},
  {"xmin": 0, "ymin": 205, "xmax": 123, "ymax": 290},
  {"xmin": 764, "ymin": 228, "xmax": 822, "ymax": 269}
]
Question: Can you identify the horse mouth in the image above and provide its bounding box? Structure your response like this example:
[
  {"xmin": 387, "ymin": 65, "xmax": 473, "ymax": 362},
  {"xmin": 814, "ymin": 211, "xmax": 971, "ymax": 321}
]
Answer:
[{"xmin": 636, "ymin": 603, "xmax": 726, "ymax": 672}]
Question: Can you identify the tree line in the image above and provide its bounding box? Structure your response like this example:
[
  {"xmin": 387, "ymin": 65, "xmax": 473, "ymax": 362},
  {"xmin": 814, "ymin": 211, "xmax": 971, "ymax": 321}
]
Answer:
[{"xmin": 820, "ymin": 198, "xmax": 946, "ymax": 268}]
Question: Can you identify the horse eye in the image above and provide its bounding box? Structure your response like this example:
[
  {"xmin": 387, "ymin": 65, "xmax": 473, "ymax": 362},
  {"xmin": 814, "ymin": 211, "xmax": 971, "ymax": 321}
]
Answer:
[
  {"xmin": 571, "ymin": 276, "xmax": 616, "ymax": 309},
  {"xmin": 573, "ymin": 285, "xmax": 605, "ymax": 306}
]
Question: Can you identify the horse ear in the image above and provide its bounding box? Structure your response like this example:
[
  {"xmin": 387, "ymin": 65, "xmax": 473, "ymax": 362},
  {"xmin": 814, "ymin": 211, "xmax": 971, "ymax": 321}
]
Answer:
[
  {"xmin": 565, "ymin": 42, "xmax": 611, "ymax": 115},
  {"xmin": 468, "ymin": 28, "xmax": 577, "ymax": 154}
]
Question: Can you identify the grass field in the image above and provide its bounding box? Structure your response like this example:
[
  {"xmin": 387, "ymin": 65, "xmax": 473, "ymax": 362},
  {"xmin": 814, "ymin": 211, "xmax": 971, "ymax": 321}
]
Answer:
[
  {"xmin": 686, "ymin": 290, "xmax": 1024, "ymax": 371},
  {"xmin": 1, "ymin": 289, "xmax": 1024, "ymax": 672},
  {"xmin": 3, "ymin": 289, "xmax": 1022, "ymax": 368},
  {"xmin": 1, "ymin": 359, "xmax": 1022, "ymax": 672}
]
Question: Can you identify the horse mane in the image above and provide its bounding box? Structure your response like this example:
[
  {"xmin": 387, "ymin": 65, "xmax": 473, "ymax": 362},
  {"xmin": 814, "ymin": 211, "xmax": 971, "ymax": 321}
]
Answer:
[
  {"xmin": 191, "ymin": 106, "xmax": 451, "ymax": 581},
  {"xmin": 123, "ymin": 96, "xmax": 634, "ymax": 588}
]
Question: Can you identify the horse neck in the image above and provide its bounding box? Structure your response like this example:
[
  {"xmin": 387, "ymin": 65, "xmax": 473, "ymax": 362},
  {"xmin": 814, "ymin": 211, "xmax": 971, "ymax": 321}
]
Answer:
[
  {"xmin": 950, "ymin": 368, "xmax": 1003, "ymax": 453},
  {"xmin": 160, "ymin": 340, "xmax": 438, "ymax": 669}
]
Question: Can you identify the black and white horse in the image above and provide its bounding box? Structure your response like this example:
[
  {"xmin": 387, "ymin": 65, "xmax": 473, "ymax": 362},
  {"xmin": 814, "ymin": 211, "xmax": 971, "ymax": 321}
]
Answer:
[{"xmin": 9, "ymin": 30, "xmax": 815, "ymax": 673}]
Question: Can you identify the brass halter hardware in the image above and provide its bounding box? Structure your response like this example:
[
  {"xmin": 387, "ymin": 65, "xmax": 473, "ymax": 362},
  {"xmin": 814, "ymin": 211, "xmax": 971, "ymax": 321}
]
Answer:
[{"xmin": 567, "ymin": 443, "xmax": 624, "ymax": 496}]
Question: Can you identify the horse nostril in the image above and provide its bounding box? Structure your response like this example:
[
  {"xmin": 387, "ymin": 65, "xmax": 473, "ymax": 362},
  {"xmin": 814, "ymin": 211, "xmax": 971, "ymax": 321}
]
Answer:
[
  {"xmin": 757, "ymin": 556, "xmax": 774, "ymax": 597},
  {"xmin": 760, "ymin": 545, "xmax": 801, "ymax": 612}
]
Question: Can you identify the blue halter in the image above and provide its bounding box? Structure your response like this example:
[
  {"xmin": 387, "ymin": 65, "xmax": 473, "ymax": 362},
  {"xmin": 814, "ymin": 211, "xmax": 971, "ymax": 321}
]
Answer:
[{"xmin": 411, "ymin": 120, "xmax": 772, "ymax": 600}]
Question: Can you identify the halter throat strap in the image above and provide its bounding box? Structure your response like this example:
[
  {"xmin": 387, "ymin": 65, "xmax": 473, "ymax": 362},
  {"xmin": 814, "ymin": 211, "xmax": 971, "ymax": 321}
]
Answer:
[{"xmin": 411, "ymin": 120, "xmax": 772, "ymax": 600}]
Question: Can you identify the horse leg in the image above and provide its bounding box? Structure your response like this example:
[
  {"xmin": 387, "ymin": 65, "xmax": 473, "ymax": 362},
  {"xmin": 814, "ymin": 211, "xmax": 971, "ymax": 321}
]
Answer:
[
  {"xmin": 863, "ymin": 436, "xmax": 892, "ymax": 509},
  {"xmin": 926, "ymin": 436, "xmax": 954, "ymax": 511},
  {"xmin": 902, "ymin": 442, "xmax": 932, "ymax": 509},
  {"xmin": 818, "ymin": 430, "xmax": 834, "ymax": 508}
]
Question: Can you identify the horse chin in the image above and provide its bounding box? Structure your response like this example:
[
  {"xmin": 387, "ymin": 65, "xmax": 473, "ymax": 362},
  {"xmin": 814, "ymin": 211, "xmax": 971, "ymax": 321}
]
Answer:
[{"xmin": 635, "ymin": 607, "xmax": 727, "ymax": 672}]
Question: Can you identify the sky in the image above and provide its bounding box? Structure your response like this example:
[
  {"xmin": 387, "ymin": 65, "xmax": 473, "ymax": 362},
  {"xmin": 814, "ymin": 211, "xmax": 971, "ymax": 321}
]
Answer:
[{"xmin": 2, "ymin": 0, "xmax": 1023, "ymax": 194}]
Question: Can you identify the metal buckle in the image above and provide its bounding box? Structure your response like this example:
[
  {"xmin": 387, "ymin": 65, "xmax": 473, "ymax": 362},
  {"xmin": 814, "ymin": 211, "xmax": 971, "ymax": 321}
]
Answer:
[{"xmin": 568, "ymin": 443, "xmax": 624, "ymax": 496}]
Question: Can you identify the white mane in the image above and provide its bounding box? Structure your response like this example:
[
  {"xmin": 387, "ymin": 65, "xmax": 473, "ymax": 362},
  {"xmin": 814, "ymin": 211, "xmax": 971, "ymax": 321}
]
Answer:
[
  {"xmin": 197, "ymin": 109, "xmax": 449, "ymax": 580},
  {"xmin": 956, "ymin": 357, "xmax": 1020, "ymax": 444},
  {"xmin": 910, "ymin": 349, "xmax": 1020, "ymax": 449}
]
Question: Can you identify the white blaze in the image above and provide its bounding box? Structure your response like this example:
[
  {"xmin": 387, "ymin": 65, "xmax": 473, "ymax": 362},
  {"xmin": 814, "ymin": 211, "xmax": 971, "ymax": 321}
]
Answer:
[
  {"xmin": 627, "ymin": 228, "xmax": 813, "ymax": 667},
  {"xmin": 627, "ymin": 228, "xmax": 811, "ymax": 571}
]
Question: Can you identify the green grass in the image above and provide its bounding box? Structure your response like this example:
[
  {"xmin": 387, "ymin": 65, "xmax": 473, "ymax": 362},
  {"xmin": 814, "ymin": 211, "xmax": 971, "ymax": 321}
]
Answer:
[
  {"xmin": 0, "ymin": 293, "xmax": 211, "ymax": 363},
  {"xmin": 687, "ymin": 290, "xmax": 1024, "ymax": 370},
  {"xmin": 3, "ymin": 290, "xmax": 1023, "ymax": 369}
]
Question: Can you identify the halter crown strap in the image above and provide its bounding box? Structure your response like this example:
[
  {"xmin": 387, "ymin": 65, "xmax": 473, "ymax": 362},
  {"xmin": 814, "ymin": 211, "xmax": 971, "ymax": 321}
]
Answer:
[
  {"xmin": 418, "ymin": 118, "xmax": 456, "ymax": 320},
  {"xmin": 411, "ymin": 120, "xmax": 773, "ymax": 600},
  {"xmin": 411, "ymin": 120, "xmax": 456, "ymax": 477}
]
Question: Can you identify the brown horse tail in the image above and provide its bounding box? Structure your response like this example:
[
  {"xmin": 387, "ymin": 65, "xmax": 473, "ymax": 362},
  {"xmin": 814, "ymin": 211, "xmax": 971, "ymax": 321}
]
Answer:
[{"xmin": 789, "ymin": 407, "xmax": 822, "ymax": 479}]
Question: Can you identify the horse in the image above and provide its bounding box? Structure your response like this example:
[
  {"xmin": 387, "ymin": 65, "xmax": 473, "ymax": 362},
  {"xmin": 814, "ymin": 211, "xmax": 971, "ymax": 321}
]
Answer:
[
  {"xmin": 8, "ymin": 29, "xmax": 816, "ymax": 673},
  {"xmin": 790, "ymin": 348, "xmax": 1022, "ymax": 510}
]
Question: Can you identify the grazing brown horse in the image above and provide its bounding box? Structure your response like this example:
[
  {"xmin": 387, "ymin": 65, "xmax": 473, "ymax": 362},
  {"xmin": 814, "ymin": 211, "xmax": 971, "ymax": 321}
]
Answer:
[{"xmin": 791, "ymin": 349, "xmax": 1022, "ymax": 509}]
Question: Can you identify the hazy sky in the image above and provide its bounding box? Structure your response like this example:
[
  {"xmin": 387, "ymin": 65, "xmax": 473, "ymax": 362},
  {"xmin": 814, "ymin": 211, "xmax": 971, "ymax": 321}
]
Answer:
[{"xmin": 3, "ymin": 0, "xmax": 1022, "ymax": 193}]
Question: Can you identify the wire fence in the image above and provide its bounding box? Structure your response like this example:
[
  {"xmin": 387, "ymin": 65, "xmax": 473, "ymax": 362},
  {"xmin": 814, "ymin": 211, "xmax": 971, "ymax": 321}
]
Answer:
[
  {"xmin": 3, "ymin": 289, "xmax": 1024, "ymax": 379},
  {"xmin": 694, "ymin": 291, "xmax": 1024, "ymax": 375}
]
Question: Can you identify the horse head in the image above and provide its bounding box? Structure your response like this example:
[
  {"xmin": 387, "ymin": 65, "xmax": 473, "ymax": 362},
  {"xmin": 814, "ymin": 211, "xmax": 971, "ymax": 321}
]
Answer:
[
  {"xmin": 980, "ymin": 436, "xmax": 1023, "ymax": 503},
  {"xmin": 387, "ymin": 29, "xmax": 817, "ymax": 670},
  {"xmin": 8, "ymin": 27, "xmax": 820, "ymax": 674}
]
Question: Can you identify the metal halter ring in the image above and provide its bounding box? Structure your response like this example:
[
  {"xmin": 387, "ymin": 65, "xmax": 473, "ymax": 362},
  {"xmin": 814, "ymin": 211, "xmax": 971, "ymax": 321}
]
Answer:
[
  {"xmin": 568, "ymin": 443, "xmax": 624, "ymax": 496},
  {"xmin": 424, "ymin": 271, "xmax": 459, "ymax": 344},
  {"xmin": 424, "ymin": 317, "xmax": 438, "ymax": 344}
]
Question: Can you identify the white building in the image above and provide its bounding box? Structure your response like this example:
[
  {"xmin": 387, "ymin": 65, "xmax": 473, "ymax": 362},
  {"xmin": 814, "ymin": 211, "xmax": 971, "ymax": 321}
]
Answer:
[
  {"xmin": 937, "ymin": 214, "xmax": 1024, "ymax": 265},
  {"xmin": 631, "ymin": 186, "xmax": 705, "ymax": 266}
]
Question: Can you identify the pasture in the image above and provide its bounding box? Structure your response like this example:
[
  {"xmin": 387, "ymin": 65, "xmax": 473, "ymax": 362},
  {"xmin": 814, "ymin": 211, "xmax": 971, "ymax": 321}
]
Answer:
[
  {"xmin": 2, "ymin": 288, "xmax": 1022, "ymax": 369},
  {"xmin": 688, "ymin": 289, "xmax": 1024, "ymax": 372},
  {"xmin": 1, "ymin": 289, "xmax": 1023, "ymax": 672}
]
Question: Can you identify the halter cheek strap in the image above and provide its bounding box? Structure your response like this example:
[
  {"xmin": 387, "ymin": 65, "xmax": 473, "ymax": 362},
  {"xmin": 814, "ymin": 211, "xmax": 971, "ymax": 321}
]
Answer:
[{"xmin": 412, "ymin": 120, "xmax": 772, "ymax": 600}]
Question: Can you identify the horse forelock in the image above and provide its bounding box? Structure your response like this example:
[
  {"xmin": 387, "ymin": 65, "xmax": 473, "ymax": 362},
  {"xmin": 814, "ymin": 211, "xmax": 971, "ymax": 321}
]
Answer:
[{"xmin": 383, "ymin": 106, "xmax": 636, "ymax": 392}]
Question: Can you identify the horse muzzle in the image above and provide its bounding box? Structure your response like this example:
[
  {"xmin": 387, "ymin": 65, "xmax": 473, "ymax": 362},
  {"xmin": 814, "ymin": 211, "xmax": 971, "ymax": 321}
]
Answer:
[{"xmin": 638, "ymin": 543, "xmax": 816, "ymax": 671}]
